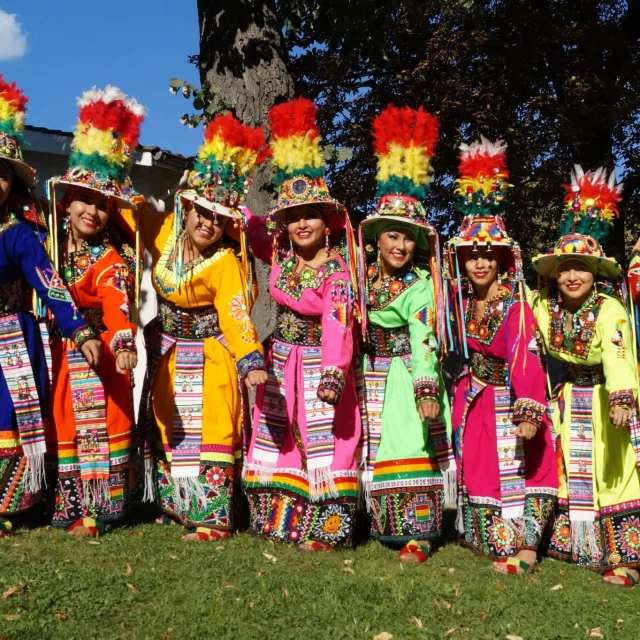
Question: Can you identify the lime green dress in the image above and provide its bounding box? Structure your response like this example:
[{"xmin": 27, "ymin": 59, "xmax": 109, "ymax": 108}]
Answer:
[
  {"xmin": 531, "ymin": 287, "xmax": 640, "ymax": 570},
  {"xmin": 362, "ymin": 265, "xmax": 455, "ymax": 544}
]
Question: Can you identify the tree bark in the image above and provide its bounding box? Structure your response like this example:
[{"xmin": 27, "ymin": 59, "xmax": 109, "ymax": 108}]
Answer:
[{"xmin": 197, "ymin": 0, "xmax": 295, "ymax": 339}]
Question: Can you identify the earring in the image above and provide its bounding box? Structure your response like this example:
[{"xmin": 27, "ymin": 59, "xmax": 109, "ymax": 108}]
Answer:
[
  {"xmin": 325, "ymin": 229, "xmax": 331, "ymax": 256},
  {"xmin": 497, "ymin": 272, "xmax": 502, "ymax": 286},
  {"xmin": 289, "ymin": 236, "xmax": 294, "ymax": 253},
  {"xmin": 213, "ymin": 213, "xmax": 219, "ymax": 226},
  {"xmin": 467, "ymin": 280, "xmax": 473, "ymax": 297}
]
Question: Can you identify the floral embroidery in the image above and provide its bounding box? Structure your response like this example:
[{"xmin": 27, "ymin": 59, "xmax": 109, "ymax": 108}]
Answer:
[
  {"xmin": 205, "ymin": 467, "xmax": 227, "ymax": 487},
  {"xmin": 611, "ymin": 319, "xmax": 627, "ymax": 359},
  {"xmin": 71, "ymin": 324, "xmax": 97, "ymax": 347},
  {"xmin": 62, "ymin": 242, "xmax": 112, "ymax": 286},
  {"xmin": 547, "ymin": 291, "xmax": 602, "ymax": 360},
  {"xmin": 229, "ymin": 293, "xmax": 257, "ymax": 343},
  {"xmin": 329, "ymin": 279, "xmax": 349, "ymax": 326},
  {"xmin": 512, "ymin": 398, "xmax": 545, "ymax": 428},
  {"xmin": 277, "ymin": 310, "xmax": 306, "ymax": 343},
  {"xmin": 318, "ymin": 366, "xmax": 345, "ymax": 403},
  {"xmin": 486, "ymin": 515, "xmax": 517, "ymax": 553},
  {"xmin": 367, "ymin": 263, "xmax": 419, "ymax": 310},
  {"xmin": 609, "ymin": 389, "xmax": 635, "ymax": 410},
  {"xmin": 275, "ymin": 254, "xmax": 342, "ymax": 300},
  {"xmin": 236, "ymin": 350, "xmax": 265, "ymax": 379},
  {"xmin": 616, "ymin": 517, "xmax": 640, "ymax": 558},
  {"xmin": 465, "ymin": 288, "xmax": 511, "ymax": 345},
  {"xmin": 110, "ymin": 329, "xmax": 136, "ymax": 356},
  {"xmin": 414, "ymin": 376, "xmax": 439, "ymax": 405}
]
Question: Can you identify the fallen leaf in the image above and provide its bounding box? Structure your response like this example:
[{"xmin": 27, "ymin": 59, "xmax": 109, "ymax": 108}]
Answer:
[
  {"xmin": 344, "ymin": 559, "xmax": 353, "ymax": 565},
  {"xmin": 126, "ymin": 583, "xmax": 138, "ymax": 592},
  {"xmin": 602, "ymin": 599, "xmax": 608, "ymax": 603},
  {"xmin": 249, "ymin": 602, "xmax": 255, "ymax": 608},
  {"xmin": 215, "ymin": 546, "xmax": 225, "ymax": 551},
  {"xmin": 255, "ymin": 572, "xmax": 262, "ymax": 578},
  {"xmin": 87, "ymin": 541, "xmax": 100, "ymax": 546},
  {"xmin": 434, "ymin": 599, "xmax": 441, "ymax": 611},
  {"xmin": 617, "ymin": 619, "xmax": 624, "ymax": 628},
  {"xmin": 448, "ymin": 567, "xmax": 456, "ymax": 574},
  {"xmin": 444, "ymin": 629, "xmax": 456, "ymax": 638},
  {"xmin": 169, "ymin": 555, "xmax": 177, "ymax": 560},
  {"xmin": 559, "ymin": 569, "xmax": 565, "ymax": 576},
  {"xmin": 453, "ymin": 588, "xmax": 460, "ymax": 597},
  {"xmin": 505, "ymin": 636, "xmax": 523, "ymax": 640},
  {"xmin": 2, "ymin": 587, "xmax": 18, "ymax": 600},
  {"xmin": 53, "ymin": 610, "xmax": 68, "ymax": 621},
  {"xmin": 262, "ymin": 552, "xmax": 278, "ymax": 563},
  {"xmin": 4, "ymin": 614, "xmax": 20, "ymax": 622},
  {"xmin": 496, "ymin": 582, "xmax": 503, "ymax": 592},
  {"xmin": 129, "ymin": 531, "xmax": 142, "ymax": 536},
  {"xmin": 97, "ymin": 565, "xmax": 104, "ymax": 572},
  {"xmin": 125, "ymin": 564, "xmax": 133, "ymax": 576},
  {"xmin": 342, "ymin": 567, "xmax": 355, "ymax": 575},
  {"xmin": 588, "ymin": 630, "xmax": 604, "ymax": 639},
  {"xmin": 407, "ymin": 617, "xmax": 423, "ymax": 629},
  {"xmin": 372, "ymin": 634, "xmax": 393, "ymax": 640},
  {"xmin": 442, "ymin": 600, "xmax": 452, "ymax": 609},
  {"xmin": 480, "ymin": 612, "xmax": 488, "ymax": 622},
  {"xmin": 283, "ymin": 589, "xmax": 290, "ymax": 598},
  {"xmin": 11, "ymin": 543, "xmax": 20, "ymax": 547},
  {"xmin": 159, "ymin": 634, "xmax": 171, "ymax": 640},
  {"xmin": 550, "ymin": 584, "xmax": 563, "ymax": 591},
  {"xmin": 224, "ymin": 584, "xmax": 233, "ymax": 589}
]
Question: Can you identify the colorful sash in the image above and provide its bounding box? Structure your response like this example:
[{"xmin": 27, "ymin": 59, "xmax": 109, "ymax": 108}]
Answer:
[
  {"xmin": 0, "ymin": 314, "xmax": 46, "ymax": 493},
  {"xmin": 459, "ymin": 374, "xmax": 526, "ymax": 522},
  {"xmin": 66, "ymin": 345, "xmax": 109, "ymax": 506}
]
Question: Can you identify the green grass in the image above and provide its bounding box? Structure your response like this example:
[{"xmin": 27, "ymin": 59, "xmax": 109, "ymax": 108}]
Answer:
[{"xmin": 1, "ymin": 519, "xmax": 638, "ymax": 640}]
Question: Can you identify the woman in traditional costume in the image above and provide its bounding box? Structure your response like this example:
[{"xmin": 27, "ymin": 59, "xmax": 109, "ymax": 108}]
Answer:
[
  {"xmin": 530, "ymin": 166, "xmax": 640, "ymax": 587},
  {"xmin": 0, "ymin": 77, "xmax": 101, "ymax": 536},
  {"xmin": 135, "ymin": 113, "xmax": 267, "ymax": 542},
  {"xmin": 243, "ymin": 98, "xmax": 364, "ymax": 551},
  {"xmin": 46, "ymin": 87, "xmax": 144, "ymax": 537},
  {"xmin": 358, "ymin": 105, "xmax": 455, "ymax": 563},
  {"xmin": 445, "ymin": 138, "xmax": 558, "ymax": 575}
]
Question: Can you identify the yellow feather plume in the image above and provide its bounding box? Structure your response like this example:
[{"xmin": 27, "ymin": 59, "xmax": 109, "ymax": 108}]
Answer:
[
  {"xmin": 271, "ymin": 132, "xmax": 323, "ymax": 173},
  {"xmin": 375, "ymin": 143, "xmax": 433, "ymax": 184},
  {"xmin": 72, "ymin": 123, "xmax": 129, "ymax": 166}
]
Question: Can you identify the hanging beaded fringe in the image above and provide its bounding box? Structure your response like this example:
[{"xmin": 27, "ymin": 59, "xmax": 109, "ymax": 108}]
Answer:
[{"xmin": 22, "ymin": 453, "xmax": 46, "ymax": 495}]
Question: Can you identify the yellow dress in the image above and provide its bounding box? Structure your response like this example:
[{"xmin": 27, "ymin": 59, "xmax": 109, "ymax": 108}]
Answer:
[
  {"xmin": 531, "ymin": 286, "xmax": 640, "ymax": 570},
  {"xmin": 134, "ymin": 210, "xmax": 264, "ymax": 530}
]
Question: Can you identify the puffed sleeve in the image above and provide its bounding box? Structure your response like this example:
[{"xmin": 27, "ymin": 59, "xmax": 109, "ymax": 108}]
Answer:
[
  {"xmin": 96, "ymin": 259, "xmax": 137, "ymax": 356},
  {"xmin": 508, "ymin": 299, "xmax": 548, "ymax": 428},
  {"xmin": 242, "ymin": 207, "xmax": 273, "ymax": 265},
  {"xmin": 7, "ymin": 222, "xmax": 95, "ymax": 346},
  {"xmin": 118, "ymin": 200, "xmax": 173, "ymax": 262},
  {"xmin": 405, "ymin": 274, "xmax": 441, "ymax": 406},
  {"xmin": 317, "ymin": 272, "xmax": 354, "ymax": 404},
  {"xmin": 210, "ymin": 251, "xmax": 265, "ymax": 379},
  {"xmin": 599, "ymin": 297, "xmax": 638, "ymax": 409}
]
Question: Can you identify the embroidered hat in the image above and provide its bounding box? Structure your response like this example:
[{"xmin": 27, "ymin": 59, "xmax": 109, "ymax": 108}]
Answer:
[
  {"xmin": 265, "ymin": 97, "xmax": 346, "ymax": 231},
  {"xmin": 49, "ymin": 86, "xmax": 146, "ymax": 209},
  {"xmin": 0, "ymin": 75, "xmax": 35, "ymax": 187},
  {"xmin": 360, "ymin": 104, "xmax": 440, "ymax": 251},
  {"xmin": 446, "ymin": 137, "xmax": 522, "ymax": 281},
  {"xmin": 532, "ymin": 165, "xmax": 622, "ymax": 280}
]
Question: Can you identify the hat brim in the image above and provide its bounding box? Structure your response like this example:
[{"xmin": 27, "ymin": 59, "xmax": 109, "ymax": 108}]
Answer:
[
  {"xmin": 51, "ymin": 179, "xmax": 134, "ymax": 210},
  {"xmin": 532, "ymin": 252, "xmax": 621, "ymax": 280},
  {"xmin": 361, "ymin": 216, "xmax": 433, "ymax": 250},
  {"xmin": 269, "ymin": 199, "xmax": 346, "ymax": 222},
  {"xmin": 2, "ymin": 157, "xmax": 36, "ymax": 188}
]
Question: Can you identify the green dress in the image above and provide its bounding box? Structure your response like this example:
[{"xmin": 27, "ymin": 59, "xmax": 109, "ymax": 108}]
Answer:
[
  {"xmin": 531, "ymin": 286, "xmax": 640, "ymax": 570},
  {"xmin": 362, "ymin": 264, "xmax": 455, "ymax": 544}
]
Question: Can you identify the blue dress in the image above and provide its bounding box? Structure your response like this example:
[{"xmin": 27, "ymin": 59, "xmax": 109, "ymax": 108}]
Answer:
[{"xmin": 0, "ymin": 209, "xmax": 92, "ymax": 527}]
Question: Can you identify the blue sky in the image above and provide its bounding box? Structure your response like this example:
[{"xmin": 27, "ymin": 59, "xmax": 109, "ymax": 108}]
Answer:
[{"xmin": 1, "ymin": 1, "xmax": 202, "ymax": 156}]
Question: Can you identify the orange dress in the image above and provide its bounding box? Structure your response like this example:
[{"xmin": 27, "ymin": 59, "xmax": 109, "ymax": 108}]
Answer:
[{"xmin": 47, "ymin": 238, "xmax": 136, "ymax": 529}]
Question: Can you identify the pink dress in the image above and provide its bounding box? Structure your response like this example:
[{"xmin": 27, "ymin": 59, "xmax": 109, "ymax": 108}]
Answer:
[
  {"xmin": 451, "ymin": 286, "xmax": 558, "ymax": 559},
  {"xmin": 243, "ymin": 211, "xmax": 364, "ymax": 547}
]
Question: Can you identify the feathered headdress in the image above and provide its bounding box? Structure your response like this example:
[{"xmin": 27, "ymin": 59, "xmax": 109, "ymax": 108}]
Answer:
[
  {"xmin": 50, "ymin": 85, "xmax": 146, "ymax": 208},
  {"xmin": 532, "ymin": 164, "xmax": 622, "ymax": 280},
  {"xmin": 454, "ymin": 136, "xmax": 511, "ymax": 216},
  {"xmin": 0, "ymin": 75, "xmax": 35, "ymax": 186}
]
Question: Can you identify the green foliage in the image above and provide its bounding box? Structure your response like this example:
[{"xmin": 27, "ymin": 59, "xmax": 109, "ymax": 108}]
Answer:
[
  {"xmin": 2, "ymin": 525, "xmax": 640, "ymax": 638},
  {"xmin": 168, "ymin": 77, "xmax": 232, "ymax": 127}
]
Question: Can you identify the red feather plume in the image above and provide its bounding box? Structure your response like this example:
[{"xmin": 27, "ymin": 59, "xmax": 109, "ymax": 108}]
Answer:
[
  {"xmin": 268, "ymin": 97, "xmax": 320, "ymax": 140},
  {"xmin": 562, "ymin": 169, "xmax": 622, "ymax": 217},
  {"xmin": 0, "ymin": 74, "xmax": 28, "ymax": 112},
  {"xmin": 458, "ymin": 152, "xmax": 508, "ymax": 180},
  {"xmin": 372, "ymin": 104, "xmax": 439, "ymax": 155},
  {"xmin": 78, "ymin": 99, "xmax": 144, "ymax": 147}
]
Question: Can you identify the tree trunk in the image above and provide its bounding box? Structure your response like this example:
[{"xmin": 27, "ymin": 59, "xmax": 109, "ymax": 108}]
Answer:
[{"xmin": 197, "ymin": 0, "xmax": 295, "ymax": 339}]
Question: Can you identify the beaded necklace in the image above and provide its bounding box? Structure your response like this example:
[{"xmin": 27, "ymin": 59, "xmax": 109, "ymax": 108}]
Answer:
[{"xmin": 367, "ymin": 262, "xmax": 418, "ymax": 310}]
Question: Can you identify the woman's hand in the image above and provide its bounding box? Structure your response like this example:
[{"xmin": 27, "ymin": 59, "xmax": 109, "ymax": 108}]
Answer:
[
  {"xmin": 115, "ymin": 350, "xmax": 138, "ymax": 374},
  {"xmin": 516, "ymin": 421, "xmax": 538, "ymax": 440},
  {"xmin": 317, "ymin": 388, "xmax": 338, "ymax": 405},
  {"xmin": 80, "ymin": 339, "xmax": 102, "ymax": 367},
  {"xmin": 610, "ymin": 406, "xmax": 632, "ymax": 428},
  {"xmin": 245, "ymin": 370, "xmax": 268, "ymax": 389},
  {"xmin": 418, "ymin": 399, "xmax": 440, "ymax": 422}
]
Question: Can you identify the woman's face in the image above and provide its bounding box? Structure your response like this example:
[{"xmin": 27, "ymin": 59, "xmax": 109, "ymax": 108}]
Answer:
[
  {"xmin": 465, "ymin": 245, "xmax": 500, "ymax": 288},
  {"xmin": 286, "ymin": 206, "xmax": 327, "ymax": 253},
  {"xmin": 377, "ymin": 227, "xmax": 416, "ymax": 272},
  {"xmin": 185, "ymin": 202, "xmax": 227, "ymax": 250},
  {"xmin": 0, "ymin": 161, "xmax": 13, "ymax": 208},
  {"xmin": 67, "ymin": 188, "xmax": 110, "ymax": 240},
  {"xmin": 557, "ymin": 259, "xmax": 594, "ymax": 304}
]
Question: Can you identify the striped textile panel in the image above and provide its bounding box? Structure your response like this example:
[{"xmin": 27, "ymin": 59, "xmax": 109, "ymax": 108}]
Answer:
[
  {"xmin": 302, "ymin": 348, "xmax": 335, "ymax": 462},
  {"xmin": 568, "ymin": 386, "xmax": 596, "ymax": 515}
]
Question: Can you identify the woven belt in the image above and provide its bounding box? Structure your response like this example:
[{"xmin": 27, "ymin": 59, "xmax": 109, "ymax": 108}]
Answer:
[
  {"xmin": 470, "ymin": 351, "xmax": 508, "ymax": 385},
  {"xmin": 274, "ymin": 305, "xmax": 322, "ymax": 346},
  {"xmin": 566, "ymin": 363, "xmax": 605, "ymax": 386},
  {"xmin": 78, "ymin": 307, "xmax": 107, "ymax": 334},
  {"xmin": 367, "ymin": 324, "xmax": 411, "ymax": 357},
  {"xmin": 157, "ymin": 297, "xmax": 220, "ymax": 339},
  {"xmin": 0, "ymin": 279, "xmax": 28, "ymax": 317}
]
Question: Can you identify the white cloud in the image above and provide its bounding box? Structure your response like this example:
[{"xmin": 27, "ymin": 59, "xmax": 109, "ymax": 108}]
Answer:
[{"xmin": 0, "ymin": 11, "xmax": 27, "ymax": 61}]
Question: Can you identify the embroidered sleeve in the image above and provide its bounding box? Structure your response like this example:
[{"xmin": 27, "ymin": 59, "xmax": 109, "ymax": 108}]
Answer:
[
  {"xmin": 110, "ymin": 329, "xmax": 137, "ymax": 356},
  {"xmin": 609, "ymin": 390, "xmax": 635, "ymax": 410},
  {"xmin": 414, "ymin": 376, "xmax": 439, "ymax": 405},
  {"xmin": 236, "ymin": 349, "xmax": 266, "ymax": 379},
  {"xmin": 512, "ymin": 398, "xmax": 545, "ymax": 428},
  {"xmin": 71, "ymin": 324, "xmax": 97, "ymax": 347},
  {"xmin": 317, "ymin": 366, "xmax": 345, "ymax": 405}
]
